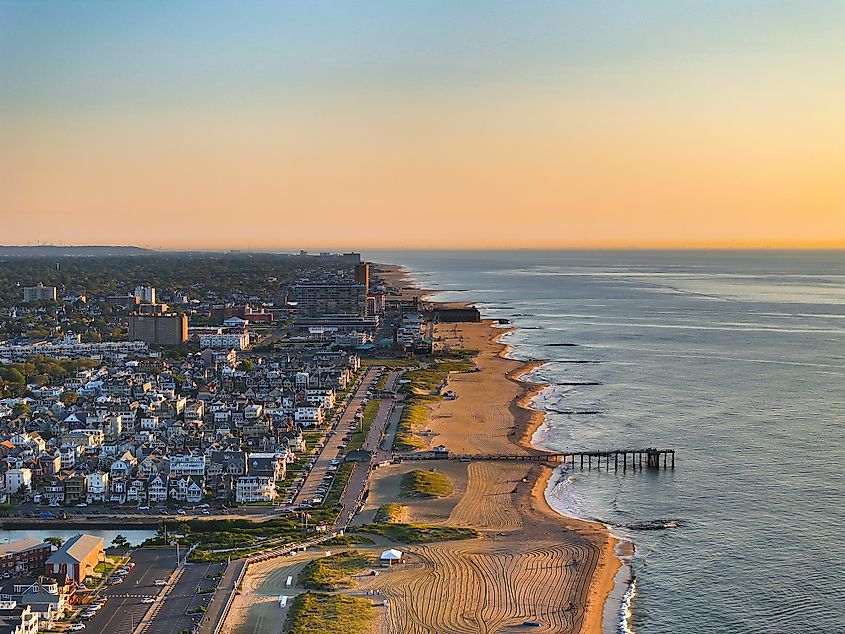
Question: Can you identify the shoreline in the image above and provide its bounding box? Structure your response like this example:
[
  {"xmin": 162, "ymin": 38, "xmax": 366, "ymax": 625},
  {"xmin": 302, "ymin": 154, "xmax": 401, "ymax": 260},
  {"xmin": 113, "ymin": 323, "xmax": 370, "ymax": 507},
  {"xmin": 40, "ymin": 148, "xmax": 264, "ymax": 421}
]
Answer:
[
  {"xmin": 493, "ymin": 327, "xmax": 623, "ymax": 634},
  {"xmin": 379, "ymin": 261, "xmax": 623, "ymax": 633}
]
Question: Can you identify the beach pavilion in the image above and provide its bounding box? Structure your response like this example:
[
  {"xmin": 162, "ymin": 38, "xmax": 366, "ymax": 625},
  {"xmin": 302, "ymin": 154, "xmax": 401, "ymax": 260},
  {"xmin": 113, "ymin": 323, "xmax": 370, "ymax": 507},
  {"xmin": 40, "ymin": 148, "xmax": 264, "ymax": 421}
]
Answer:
[{"xmin": 379, "ymin": 549, "xmax": 403, "ymax": 567}]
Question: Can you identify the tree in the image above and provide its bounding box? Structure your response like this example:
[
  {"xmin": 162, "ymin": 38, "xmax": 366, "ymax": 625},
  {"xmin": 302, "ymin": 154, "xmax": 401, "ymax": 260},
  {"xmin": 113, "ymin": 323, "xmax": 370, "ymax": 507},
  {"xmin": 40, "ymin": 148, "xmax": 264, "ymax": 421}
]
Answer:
[
  {"xmin": 0, "ymin": 367, "xmax": 25, "ymax": 384},
  {"xmin": 12, "ymin": 402, "xmax": 29, "ymax": 417},
  {"xmin": 45, "ymin": 536, "xmax": 64, "ymax": 549},
  {"xmin": 238, "ymin": 359, "xmax": 253, "ymax": 372},
  {"xmin": 111, "ymin": 534, "xmax": 130, "ymax": 549},
  {"xmin": 60, "ymin": 391, "xmax": 78, "ymax": 406}
]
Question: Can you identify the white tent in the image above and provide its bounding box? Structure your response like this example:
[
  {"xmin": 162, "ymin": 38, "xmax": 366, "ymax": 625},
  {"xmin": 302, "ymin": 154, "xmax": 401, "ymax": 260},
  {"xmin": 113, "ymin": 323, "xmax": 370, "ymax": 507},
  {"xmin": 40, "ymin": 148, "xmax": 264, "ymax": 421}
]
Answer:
[{"xmin": 379, "ymin": 549, "xmax": 403, "ymax": 566}]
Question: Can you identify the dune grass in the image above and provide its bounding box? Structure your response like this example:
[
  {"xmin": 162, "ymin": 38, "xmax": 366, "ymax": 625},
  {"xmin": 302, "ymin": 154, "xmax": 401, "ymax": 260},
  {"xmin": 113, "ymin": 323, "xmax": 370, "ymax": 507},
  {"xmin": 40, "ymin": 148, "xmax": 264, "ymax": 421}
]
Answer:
[
  {"xmin": 401, "ymin": 355, "xmax": 475, "ymax": 393},
  {"xmin": 322, "ymin": 534, "xmax": 375, "ymax": 547},
  {"xmin": 285, "ymin": 592, "xmax": 375, "ymax": 634},
  {"xmin": 374, "ymin": 503, "xmax": 407, "ymax": 523},
  {"xmin": 393, "ymin": 403, "xmax": 427, "ymax": 451},
  {"xmin": 298, "ymin": 550, "xmax": 376, "ymax": 591},
  {"xmin": 400, "ymin": 469, "xmax": 453, "ymax": 498},
  {"xmin": 355, "ymin": 522, "xmax": 479, "ymax": 543}
]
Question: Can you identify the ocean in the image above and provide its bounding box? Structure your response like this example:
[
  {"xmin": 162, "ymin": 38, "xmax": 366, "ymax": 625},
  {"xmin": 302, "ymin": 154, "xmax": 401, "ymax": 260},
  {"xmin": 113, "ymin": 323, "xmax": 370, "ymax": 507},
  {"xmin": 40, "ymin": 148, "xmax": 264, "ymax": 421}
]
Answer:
[{"xmin": 365, "ymin": 250, "xmax": 845, "ymax": 634}]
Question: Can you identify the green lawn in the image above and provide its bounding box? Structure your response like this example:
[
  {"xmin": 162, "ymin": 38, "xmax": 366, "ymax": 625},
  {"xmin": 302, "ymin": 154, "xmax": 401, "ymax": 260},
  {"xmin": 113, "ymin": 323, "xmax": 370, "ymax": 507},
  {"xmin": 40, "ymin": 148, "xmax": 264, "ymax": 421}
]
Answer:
[
  {"xmin": 152, "ymin": 518, "xmax": 313, "ymax": 563},
  {"xmin": 361, "ymin": 358, "xmax": 419, "ymax": 367},
  {"xmin": 347, "ymin": 400, "xmax": 380, "ymax": 451},
  {"xmin": 298, "ymin": 550, "xmax": 376, "ymax": 591},
  {"xmin": 400, "ymin": 470, "xmax": 453, "ymax": 498},
  {"xmin": 323, "ymin": 462, "xmax": 354, "ymax": 507},
  {"xmin": 285, "ymin": 592, "xmax": 376, "ymax": 634}
]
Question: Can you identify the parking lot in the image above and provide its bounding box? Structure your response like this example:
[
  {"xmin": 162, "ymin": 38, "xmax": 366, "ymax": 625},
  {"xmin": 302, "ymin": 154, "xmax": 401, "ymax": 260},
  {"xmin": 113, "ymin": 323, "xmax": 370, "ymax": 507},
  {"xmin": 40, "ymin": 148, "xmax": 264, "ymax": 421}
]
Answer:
[
  {"xmin": 82, "ymin": 548, "xmax": 177, "ymax": 634},
  {"xmin": 141, "ymin": 561, "xmax": 225, "ymax": 634}
]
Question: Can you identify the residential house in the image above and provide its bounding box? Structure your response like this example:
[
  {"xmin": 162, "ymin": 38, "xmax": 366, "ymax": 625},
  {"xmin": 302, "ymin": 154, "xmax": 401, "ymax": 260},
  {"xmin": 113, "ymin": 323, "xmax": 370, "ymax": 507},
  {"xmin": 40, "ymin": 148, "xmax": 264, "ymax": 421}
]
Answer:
[
  {"xmin": 235, "ymin": 475, "xmax": 275, "ymax": 504},
  {"xmin": 85, "ymin": 472, "xmax": 109, "ymax": 503},
  {"xmin": 0, "ymin": 602, "xmax": 39, "ymax": 634}
]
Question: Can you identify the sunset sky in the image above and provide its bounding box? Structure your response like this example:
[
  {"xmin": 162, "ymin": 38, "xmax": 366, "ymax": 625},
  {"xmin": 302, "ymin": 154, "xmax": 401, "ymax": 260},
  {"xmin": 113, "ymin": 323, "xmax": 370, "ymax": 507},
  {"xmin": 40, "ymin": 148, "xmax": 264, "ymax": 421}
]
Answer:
[{"xmin": 2, "ymin": 1, "xmax": 843, "ymax": 249}]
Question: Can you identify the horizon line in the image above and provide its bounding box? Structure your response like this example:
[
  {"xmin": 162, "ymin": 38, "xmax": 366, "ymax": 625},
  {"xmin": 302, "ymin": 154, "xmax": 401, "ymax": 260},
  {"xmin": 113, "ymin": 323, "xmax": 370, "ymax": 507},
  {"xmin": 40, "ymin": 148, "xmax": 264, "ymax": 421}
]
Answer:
[{"xmin": 4, "ymin": 244, "xmax": 845, "ymax": 252}]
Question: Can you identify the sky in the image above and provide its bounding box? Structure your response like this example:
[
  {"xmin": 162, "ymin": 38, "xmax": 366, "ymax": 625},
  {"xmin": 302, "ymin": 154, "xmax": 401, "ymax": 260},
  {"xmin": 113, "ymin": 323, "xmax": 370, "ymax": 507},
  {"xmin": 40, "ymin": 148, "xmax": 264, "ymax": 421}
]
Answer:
[{"xmin": 1, "ymin": 1, "xmax": 843, "ymax": 250}]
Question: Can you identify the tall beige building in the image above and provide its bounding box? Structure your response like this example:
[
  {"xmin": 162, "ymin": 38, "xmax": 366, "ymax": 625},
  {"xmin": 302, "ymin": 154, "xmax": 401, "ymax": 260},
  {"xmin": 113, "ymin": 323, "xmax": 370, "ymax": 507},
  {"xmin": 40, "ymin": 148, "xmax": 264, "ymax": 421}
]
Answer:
[{"xmin": 128, "ymin": 312, "xmax": 188, "ymax": 345}]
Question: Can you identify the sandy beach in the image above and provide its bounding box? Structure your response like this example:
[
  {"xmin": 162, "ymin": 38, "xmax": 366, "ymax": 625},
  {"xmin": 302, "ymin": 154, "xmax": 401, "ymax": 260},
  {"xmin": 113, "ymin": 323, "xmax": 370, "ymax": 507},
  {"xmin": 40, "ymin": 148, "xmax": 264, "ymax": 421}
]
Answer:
[
  {"xmin": 229, "ymin": 267, "xmax": 620, "ymax": 634},
  {"xmin": 369, "ymin": 319, "xmax": 620, "ymax": 634}
]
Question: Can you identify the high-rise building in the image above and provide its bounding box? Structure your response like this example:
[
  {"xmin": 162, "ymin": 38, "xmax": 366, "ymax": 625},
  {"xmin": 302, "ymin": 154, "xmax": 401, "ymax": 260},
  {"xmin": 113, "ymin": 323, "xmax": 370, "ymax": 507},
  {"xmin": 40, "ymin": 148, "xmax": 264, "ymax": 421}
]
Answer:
[
  {"xmin": 292, "ymin": 283, "xmax": 367, "ymax": 317},
  {"xmin": 133, "ymin": 285, "xmax": 156, "ymax": 304},
  {"xmin": 128, "ymin": 312, "xmax": 188, "ymax": 345},
  {"xmin": 367, "ymin": 292, "xmax": 385, "ymax": 315},
  {"xmin": 354, "ymin": 262, "xmax": 370, "ymax": 289},
  {"xmin": 22, "ymin": 283, "xmax": 57, "ymax": 302}
]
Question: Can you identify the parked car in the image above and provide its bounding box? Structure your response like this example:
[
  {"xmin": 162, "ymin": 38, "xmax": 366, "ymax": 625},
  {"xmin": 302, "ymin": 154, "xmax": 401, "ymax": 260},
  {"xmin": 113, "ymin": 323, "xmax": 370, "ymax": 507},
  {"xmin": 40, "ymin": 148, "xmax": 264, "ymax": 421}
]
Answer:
[{"xmin": 140, "ymin": 597, "xmax": 156, "ymax": 604}]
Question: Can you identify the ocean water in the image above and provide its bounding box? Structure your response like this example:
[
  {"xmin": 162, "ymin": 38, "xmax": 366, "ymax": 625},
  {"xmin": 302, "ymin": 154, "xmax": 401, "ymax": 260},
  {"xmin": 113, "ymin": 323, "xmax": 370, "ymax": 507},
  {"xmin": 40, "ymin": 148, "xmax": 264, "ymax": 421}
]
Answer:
[{"xmin": 365, "ymin": 250, "xmax": 845, "ymax": 634}]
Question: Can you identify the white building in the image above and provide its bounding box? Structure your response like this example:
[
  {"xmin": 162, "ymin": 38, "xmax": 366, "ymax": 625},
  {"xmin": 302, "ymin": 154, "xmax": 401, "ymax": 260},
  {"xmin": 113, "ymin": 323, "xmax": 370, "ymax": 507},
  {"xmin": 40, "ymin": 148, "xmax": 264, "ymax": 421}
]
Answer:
[
  {"xmin": 168, "ymin": 454, "xmax": 206, "ymax": 477},
  {"xmin": 295, "ymin": 405, "xmax": 324, "ymax": 426},
  {"xmin": 59, "ymin": 445, "xmax": 78, "ymax": 470},
  {"xmin": 85, "ymin": 472, "xmax": 109, "ymax": 503},
  {"xmin": 140, "ymin": 416, "xmax": 160, "ymax": 430},
  {"xmin": 235, "ymin": 475, "xmax": 276, "ymax": 503},
  {"xmin": 0, "ymin": 340, "xmax": 147, "ymax": 362},
  {"xmin": 199, "ymin": 331, "xmax": 250, "ymax": 350},
  {"xmin": 4, "ymin": 469, "xmax": 32, "ymax": 495},
  {"xmin": 147, "ymin": 475, "xmax": 168, "ymax": 502},
  {"xmin": 306, "ymin": 388, "xmax": 336, "ymax": 410}
]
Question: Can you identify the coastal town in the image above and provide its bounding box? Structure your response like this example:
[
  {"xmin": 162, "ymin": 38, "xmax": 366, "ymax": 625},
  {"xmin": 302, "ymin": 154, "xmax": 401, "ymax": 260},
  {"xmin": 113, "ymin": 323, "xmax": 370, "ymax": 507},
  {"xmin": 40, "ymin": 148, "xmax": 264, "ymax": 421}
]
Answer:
[
  {"xmin": 3, "ymin": 251, "xmax": 585, "ymax": 634},
  {"xmin": 0, "ymin": 254, "xmax": 415, "ymax": 512},
  {"xmin": 0, "ymin": 246, "xmax": 635, "ymax": 634}
]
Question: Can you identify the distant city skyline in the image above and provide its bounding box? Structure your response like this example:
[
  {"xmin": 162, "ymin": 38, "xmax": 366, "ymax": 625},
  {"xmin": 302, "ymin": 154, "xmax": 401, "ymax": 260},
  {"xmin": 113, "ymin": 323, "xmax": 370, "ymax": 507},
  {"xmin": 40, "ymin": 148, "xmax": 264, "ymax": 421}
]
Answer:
[{"xmin": 2, "ymin": 1, "xmax": 843, "ymax": 249}]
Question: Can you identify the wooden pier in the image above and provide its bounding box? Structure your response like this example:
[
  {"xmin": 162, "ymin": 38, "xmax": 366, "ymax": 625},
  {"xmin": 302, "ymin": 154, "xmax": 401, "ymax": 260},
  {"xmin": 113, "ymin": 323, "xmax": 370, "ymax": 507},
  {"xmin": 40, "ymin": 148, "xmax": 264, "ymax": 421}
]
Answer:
[
  {"xmin": 395, "ymin": 448, "xmax": 675, "ymax": 470},
  {"xmin": 550, "ymin": 448, "xmax": 675, "ymax": 471}
]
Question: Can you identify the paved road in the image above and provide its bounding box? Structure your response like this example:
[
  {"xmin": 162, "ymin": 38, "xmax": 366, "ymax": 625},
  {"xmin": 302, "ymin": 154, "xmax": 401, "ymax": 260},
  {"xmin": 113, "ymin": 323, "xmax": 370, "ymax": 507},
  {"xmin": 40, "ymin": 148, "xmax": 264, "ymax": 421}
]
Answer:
[
  {"xmin": 84, "ymin": 548, "xmax": 177, "ymax": 634},
  {"xmin": 336, "ymin": 372, "xmax": 401, "ymax": 527},
  {"xmin": 293, "ymin": 369, "xmax": 376, "ymax": 506}
]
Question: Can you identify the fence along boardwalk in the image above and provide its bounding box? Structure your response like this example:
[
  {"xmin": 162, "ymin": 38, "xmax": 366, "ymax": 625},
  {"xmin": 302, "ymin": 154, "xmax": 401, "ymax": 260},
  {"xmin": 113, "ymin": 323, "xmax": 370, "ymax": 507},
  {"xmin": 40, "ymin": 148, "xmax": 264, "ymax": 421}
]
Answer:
[{"xmin": 396, "ymin": 448, "xmax": 675, "ymax": 471}]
